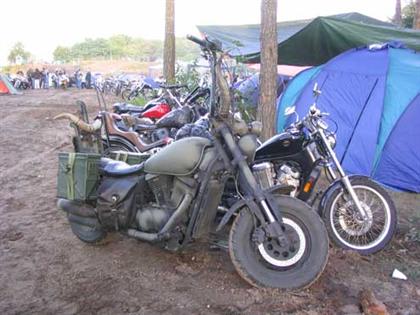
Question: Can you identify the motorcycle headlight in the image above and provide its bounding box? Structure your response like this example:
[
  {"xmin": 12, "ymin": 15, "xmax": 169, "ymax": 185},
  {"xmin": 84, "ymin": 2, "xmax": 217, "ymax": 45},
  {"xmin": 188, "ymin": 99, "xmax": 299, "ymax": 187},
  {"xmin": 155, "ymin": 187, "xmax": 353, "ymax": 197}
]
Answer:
[
  {"xmin": 317, "ymin": 118, "xmax": 328, "ymax": 130},
  {"xmin": 327, "ymin": 134, "xmax": 336, "ymax": 149}
]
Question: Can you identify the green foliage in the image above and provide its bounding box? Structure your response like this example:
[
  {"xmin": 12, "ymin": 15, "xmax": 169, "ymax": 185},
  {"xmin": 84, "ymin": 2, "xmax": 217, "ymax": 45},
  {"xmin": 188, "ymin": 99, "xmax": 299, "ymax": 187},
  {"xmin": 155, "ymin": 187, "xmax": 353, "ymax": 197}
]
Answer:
[
  {"xmin": 176, "ymin": 38, "xmax": 201, "ymax": 61},
  {"xmin": 52, "ymin": 35, "xmax": 199, "ymax": 63},
  {"xmin": 129, "ymin": 96, "xmax": 148, "ymax": 106},
  {"xmin": 7, "ymin": 42, "xmax": 31, "ymax": 64},
  {"xmin": 233, "ymin": 89, "xmax": 256, "ymax": 123},
  {"xmin": 402, "ymin": 1, "xmax": 416, "ymax": 28},
  {"xmin": 53, "ymin": 46, "xmax": 73, "ymax": 63},
  {"xmin": 175, "ymin": 60, "xmax": 201, "ymax": 88}
]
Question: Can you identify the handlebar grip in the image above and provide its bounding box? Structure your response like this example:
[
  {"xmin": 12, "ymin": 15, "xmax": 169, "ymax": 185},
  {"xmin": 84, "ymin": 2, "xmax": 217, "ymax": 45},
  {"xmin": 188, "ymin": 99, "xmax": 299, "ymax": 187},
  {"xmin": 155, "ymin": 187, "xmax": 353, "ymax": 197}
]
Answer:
[{"xmin": 187, "ymin": 34, "xmax": 207, "ymax": 47}]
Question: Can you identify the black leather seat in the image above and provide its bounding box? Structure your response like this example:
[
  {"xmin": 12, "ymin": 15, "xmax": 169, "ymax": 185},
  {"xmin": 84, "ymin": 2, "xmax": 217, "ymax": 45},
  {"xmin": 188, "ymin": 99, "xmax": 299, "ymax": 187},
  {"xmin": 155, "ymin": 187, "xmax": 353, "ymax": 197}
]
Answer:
[
  {"xmin": 99, "ymin": 158, "xmax": 144, "ymax": 177},
  {"xmin": 112, "ymin": 103, "xmax": 147, "ymax": 114},
  {"xmin": 134, "ymin": 123, "xmax": 157, "ymax": 132}
]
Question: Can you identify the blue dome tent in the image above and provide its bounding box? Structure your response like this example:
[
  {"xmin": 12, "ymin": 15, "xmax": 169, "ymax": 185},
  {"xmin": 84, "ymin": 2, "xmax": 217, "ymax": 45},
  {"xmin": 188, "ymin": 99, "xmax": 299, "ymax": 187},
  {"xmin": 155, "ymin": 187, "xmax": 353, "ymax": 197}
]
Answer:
[{"xmin": 277, "ymin": 43, "xmax": 420, "ymax": 192}]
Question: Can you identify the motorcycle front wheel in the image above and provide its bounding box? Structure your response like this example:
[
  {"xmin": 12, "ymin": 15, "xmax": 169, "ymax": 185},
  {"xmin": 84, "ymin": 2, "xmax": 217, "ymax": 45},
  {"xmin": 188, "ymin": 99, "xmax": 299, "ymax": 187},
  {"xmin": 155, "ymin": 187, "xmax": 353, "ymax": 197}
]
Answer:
[
  {"xmin": 323, "ymin": 176, "xmax": 397, "ymax": 255},
  {"xmin": 229, "ymin": 196, "xmax": 329, "ymax": 289}
]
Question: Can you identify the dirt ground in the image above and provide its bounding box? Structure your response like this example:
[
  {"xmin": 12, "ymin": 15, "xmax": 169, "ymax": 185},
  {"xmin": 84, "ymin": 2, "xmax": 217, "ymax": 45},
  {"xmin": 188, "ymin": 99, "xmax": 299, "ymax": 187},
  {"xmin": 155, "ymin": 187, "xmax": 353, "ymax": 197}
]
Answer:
[{"xmin": 0, "ymin": 89, "xmax": 419, "ymax": 315}]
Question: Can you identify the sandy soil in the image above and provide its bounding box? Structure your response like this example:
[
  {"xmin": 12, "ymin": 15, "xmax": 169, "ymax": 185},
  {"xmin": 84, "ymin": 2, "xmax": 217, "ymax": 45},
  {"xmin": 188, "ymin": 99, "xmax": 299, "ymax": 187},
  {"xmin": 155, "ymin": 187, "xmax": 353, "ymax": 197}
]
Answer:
[{"xmin": 0, "ymin": 89, "xmax": 419, "ymax": 315}]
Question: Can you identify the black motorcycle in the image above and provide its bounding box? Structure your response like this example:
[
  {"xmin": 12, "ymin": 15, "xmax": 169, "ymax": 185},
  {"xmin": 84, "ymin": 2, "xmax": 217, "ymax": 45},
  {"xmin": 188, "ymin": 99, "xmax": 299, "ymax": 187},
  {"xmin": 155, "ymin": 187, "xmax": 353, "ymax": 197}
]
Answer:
[
  {"xmin": 121, "ymin": 80, "xmax": 157, "ymax": 101},
  {"xmin": 57, "ymin": 35, "xmax": 329, "ymax": 289},
  {"xmin": 252, "ymin": 85, "xmax": 397, "ymax": 255}
]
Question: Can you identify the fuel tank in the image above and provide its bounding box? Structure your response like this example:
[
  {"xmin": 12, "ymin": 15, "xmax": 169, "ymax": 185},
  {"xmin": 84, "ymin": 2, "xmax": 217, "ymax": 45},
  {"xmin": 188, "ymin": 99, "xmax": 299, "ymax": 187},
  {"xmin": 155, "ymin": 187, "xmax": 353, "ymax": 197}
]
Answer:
[
  {"xmin": 144, "ymin": 137, "xmax": 213, "ymax": 176},
  {"xmin": 141, "ymin": 103, "xmax": 171, "ymax": 119},
  {"xmin": 155, "ymin": 106, "xmax": 193, "ymax": 129},
  {"xmin": 255, "ymin": 131, "xmax": 305, "ymax": 161}
]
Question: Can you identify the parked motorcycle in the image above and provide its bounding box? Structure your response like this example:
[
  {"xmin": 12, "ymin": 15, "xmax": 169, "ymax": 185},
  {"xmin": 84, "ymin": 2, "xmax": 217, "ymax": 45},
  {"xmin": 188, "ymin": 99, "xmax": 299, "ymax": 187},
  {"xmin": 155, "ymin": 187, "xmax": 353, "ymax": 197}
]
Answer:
[
  {"xmin": 56, "ymin": 35, "xmax": 329, "ymax": 289},
  {"xmin": 121, "ymin": 80, "xmax": 156, "ymax": 101},
  {"xmin": 252, "ymin": 84, "xmax": 397, "ymax": 255},
  {"xmin": 11, "ymin": 76, "xmax": 30, "ymax": 89}
]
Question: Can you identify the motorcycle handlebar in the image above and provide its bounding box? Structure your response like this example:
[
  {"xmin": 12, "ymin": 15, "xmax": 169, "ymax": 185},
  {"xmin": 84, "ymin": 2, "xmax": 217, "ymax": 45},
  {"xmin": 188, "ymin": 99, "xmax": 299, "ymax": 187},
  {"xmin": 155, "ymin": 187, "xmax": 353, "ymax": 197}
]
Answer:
[
  {"xmin": 187, "ymin": 34, "xmax": 222, "ymax": 52},
  {"xmin": 187, "ymin": 35, "xmax": 207, "ymax": 48},
  {"xmin": 159, "ymin": 84, "xmax": 188, "ymax": 90}
]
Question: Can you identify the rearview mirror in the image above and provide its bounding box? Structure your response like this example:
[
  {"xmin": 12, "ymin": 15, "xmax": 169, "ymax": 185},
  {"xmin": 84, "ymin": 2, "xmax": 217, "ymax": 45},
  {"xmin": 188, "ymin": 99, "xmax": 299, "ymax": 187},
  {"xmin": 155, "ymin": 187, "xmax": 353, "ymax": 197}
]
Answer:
[
  {"xmin": 284, "ymin": 106, "xmax": 296, "ymax": 116},
  {"xmin": 313, "ymin": 83, "xmax": 321, "ymax": 97}
]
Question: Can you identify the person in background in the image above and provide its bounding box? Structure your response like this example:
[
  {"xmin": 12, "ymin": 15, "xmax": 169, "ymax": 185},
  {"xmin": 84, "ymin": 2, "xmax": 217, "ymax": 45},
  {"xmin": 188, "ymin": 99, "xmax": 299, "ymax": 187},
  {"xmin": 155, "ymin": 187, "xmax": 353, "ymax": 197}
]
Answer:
[
  {"xmin": 27, "ymin": 68, "xmax": 34, "ymax": 89},
  {"xmin": 85, "ymin": 70, "xmax": 92, "ymax": 89},
  {"xmin": 40, "ymin": 67, "xmax": 45, "ymax": 88},
  {"xmin": 75, "ymin": 69, "xmax": 81, "ymax": 89},
  {"xmin": 80, "ymin": 71, "xmax": 85, "ymax": 89},
  {"xmin": 42, "ymin": 67, "xmax": 49, "ymax": 89},
  {"xmin": 50, "ymin": 71, "xmax": 57, "ymax": 88},
  {"xmin": 33, "ymin": 68, "xmax": 42, "ymax": 89}
]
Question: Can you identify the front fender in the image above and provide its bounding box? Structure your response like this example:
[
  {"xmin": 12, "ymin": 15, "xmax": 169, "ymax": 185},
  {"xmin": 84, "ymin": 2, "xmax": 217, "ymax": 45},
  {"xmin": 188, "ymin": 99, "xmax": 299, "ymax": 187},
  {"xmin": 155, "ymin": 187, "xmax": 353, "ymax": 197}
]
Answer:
[
  {"xmin": 217, "ymin": 188, "xmax": 312, "ymax": 232},
  {"xmin": 318, "ymin": 174, "xmax": 370, "ymax": 217}
]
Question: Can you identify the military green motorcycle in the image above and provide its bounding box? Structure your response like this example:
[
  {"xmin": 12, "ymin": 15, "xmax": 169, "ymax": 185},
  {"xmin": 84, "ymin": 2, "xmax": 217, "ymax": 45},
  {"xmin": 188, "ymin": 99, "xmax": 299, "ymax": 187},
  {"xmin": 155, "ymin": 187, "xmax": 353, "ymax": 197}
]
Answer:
[{"xmin": 57, "ymin": 35, "xmax": 329, "ymax": 289}]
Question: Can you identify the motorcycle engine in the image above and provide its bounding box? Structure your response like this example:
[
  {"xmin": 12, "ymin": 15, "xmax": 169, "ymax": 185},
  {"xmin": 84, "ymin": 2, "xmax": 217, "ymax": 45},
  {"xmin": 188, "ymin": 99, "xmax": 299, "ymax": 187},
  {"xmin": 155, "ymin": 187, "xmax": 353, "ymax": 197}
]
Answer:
[
  {"xmin": 136, "ymin": 174, "xmax": 172, "ymax": 232},
  {"xmin": 151, "ymin": 128, "xmax": 170, "ymax": 142},
  {"xmin": 252, "ymin": 162, "xmax": 276, "ymax": 190},
  {"xmin": 276, "ymin": 164, "xmax": 300, "ymax": 196},
  {"xmin": 252, "ymin": 162, "xmax": 300, "ymax": 196}
]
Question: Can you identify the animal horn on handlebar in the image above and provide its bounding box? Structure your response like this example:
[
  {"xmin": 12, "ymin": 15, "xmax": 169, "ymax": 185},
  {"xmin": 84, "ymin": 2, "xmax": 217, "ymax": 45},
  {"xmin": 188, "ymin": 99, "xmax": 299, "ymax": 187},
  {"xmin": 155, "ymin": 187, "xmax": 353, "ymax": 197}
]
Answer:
[
  {"xmin": 215, "ymin": 56, "xmax": 231, "ymax": 119},
  {"xmin": 53, "ymin": 113, "xmax": 102, "ymax": 132}
]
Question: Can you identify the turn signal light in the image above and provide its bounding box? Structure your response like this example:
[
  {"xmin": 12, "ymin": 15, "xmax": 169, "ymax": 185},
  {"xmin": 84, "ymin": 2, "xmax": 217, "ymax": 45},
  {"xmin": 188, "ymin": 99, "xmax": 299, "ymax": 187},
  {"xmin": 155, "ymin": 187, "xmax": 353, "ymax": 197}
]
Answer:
[{"xmin": 303, "ymin": 181, "xmax": 313, "ymax": 193}]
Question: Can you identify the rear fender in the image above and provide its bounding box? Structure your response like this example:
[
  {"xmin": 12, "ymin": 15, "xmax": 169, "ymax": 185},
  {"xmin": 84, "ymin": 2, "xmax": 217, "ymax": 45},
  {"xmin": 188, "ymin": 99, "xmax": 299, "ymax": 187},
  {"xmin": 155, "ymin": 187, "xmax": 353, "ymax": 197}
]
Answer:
[{"xmin": 102, "ymin": 136, "xmax": 140, "ymax": 153}]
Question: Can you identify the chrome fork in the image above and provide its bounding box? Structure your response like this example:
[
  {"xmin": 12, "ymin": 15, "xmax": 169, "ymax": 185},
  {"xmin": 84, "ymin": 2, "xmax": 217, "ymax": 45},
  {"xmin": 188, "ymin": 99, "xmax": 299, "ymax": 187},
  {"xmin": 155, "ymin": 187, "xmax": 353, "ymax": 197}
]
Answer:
[{"xmin": 318, "ymin": 129, "xmax": 368, "ymax": 220}]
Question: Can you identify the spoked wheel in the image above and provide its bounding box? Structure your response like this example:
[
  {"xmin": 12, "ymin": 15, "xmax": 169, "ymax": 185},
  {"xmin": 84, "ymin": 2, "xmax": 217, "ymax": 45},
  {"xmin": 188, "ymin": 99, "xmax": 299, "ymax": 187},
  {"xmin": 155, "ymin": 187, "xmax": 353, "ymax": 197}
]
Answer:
[
  {"xmin": 229, "ymin": 196, "xmax": 329, "ymax": 289},
  {"xmin": 323, "ymin": 177, "xmax": 397, "ymax": 255}
]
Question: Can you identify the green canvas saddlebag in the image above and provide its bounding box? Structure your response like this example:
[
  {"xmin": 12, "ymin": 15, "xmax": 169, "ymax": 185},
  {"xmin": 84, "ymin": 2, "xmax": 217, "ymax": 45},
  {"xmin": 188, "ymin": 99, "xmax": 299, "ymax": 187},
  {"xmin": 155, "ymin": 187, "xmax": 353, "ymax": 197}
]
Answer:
[{"xmin": 57, "ymin": 152, "xmax": 101, "ymax": 201}]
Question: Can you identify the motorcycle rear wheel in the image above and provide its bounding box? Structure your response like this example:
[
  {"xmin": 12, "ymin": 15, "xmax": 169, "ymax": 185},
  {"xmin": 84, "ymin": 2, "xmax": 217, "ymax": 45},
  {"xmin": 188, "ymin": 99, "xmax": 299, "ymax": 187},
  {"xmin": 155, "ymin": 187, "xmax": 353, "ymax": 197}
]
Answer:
[
  {"xmin": 229, "ymin": 196, "xmax": 328, "ymax": 289},
  {"xmin": 323, "ymin": 177, "xmax": 397, "ymax": 255}
]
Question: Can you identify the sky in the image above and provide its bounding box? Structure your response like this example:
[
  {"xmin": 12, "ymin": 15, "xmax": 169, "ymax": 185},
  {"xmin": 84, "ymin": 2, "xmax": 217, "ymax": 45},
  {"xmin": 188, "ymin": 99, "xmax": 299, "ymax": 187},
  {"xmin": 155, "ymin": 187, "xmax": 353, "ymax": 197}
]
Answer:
[{"xmin": 0, "ymin": 0, "xmax": 404, "ymax": 65}]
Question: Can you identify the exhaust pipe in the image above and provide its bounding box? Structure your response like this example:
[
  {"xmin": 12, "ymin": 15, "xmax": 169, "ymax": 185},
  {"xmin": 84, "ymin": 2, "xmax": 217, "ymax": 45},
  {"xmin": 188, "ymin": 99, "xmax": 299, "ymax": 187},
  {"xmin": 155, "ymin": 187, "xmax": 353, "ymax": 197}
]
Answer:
[
  {"xmin": 127, "ymin": 194, "xmax": 193, "ymax": 243},
  {"xmin": 57, "ymin": 199, "xmax": 96, "ymax": 218},
  {"xmin": 126, "ymin": 229, "xmax": 166, "ymax": 243}
]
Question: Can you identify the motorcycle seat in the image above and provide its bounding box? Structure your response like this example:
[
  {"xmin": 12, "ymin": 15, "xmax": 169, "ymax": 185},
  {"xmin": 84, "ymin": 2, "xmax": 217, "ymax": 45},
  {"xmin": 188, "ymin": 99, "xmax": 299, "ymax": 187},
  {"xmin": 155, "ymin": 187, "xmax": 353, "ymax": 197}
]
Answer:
[
  {"xmin": 112, "ymin": 103, "xmax": 147, "ymax": 114},
  {"xmin": 134, "ymin": 123, "xmax": 157, "ymax": 132},
  {"xmin": 99, "ymin": 158, "xmax": 144, "ymax": 177}
]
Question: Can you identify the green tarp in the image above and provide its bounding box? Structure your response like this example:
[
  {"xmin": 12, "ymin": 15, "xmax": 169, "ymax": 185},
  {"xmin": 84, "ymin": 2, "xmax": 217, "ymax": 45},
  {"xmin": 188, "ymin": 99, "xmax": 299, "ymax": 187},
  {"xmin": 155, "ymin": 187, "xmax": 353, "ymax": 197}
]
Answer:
[{"xmin": 197, "ymin": 12, "xmax": 420, "ymax": 66}]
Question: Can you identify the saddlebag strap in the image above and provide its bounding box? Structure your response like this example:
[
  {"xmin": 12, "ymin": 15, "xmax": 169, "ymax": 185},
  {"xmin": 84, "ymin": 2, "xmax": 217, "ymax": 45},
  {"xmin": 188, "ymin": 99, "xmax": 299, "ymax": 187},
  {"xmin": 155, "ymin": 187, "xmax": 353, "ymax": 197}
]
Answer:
[{"xmin": 66, "ymin": 153, "xmax": 76, "ymax": 200}]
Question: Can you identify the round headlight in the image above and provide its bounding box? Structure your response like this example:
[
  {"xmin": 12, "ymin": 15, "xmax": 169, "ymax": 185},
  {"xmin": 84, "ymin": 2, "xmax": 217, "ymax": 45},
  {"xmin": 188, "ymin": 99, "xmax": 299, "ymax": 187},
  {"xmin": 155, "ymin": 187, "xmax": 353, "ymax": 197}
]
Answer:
[
  {"xmin": 317, "ymin": 118, "xmax": 329, "ymax": 130},
  {"xmin": 327, "ymin": 134, "xmax": 336, "ymax": 149}
]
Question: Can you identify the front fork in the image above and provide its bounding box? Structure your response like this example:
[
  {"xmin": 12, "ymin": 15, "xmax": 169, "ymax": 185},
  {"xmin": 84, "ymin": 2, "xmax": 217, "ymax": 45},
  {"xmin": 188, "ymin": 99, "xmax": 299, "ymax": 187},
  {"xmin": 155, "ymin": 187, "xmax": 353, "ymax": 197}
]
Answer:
[
  {"xmin": 219, "ymin": 124, "xmax": 284, "ymax": 230},
  {"xmin": 319, "ymin": 130, "xmax": 368, "ymax": 219}
]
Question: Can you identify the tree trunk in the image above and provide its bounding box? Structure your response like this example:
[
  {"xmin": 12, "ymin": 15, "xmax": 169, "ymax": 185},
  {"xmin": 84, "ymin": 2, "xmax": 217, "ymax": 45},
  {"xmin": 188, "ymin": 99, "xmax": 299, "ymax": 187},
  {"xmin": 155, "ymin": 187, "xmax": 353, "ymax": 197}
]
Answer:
[
  {"xmin": 164, "ymin": 0, "xmax": 175, "ymax": 83},
  {"xmin": 415, "ymin": 0, "xmax": 420, "ymax": 29},
  {"xmin": 394, "ymin": 0, "xmax": 402, "ymax": 26},
  {"xmin": 258, "ymin": 0, "xmax": 278, "ymax": 141}
]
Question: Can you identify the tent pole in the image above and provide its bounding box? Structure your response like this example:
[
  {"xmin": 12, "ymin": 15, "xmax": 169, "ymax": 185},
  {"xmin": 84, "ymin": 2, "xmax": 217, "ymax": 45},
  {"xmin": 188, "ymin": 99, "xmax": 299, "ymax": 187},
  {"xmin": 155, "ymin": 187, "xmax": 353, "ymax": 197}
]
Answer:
[{"xmin": 340, "ymin": 79, "xmax": 379, "ymax": 167}]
